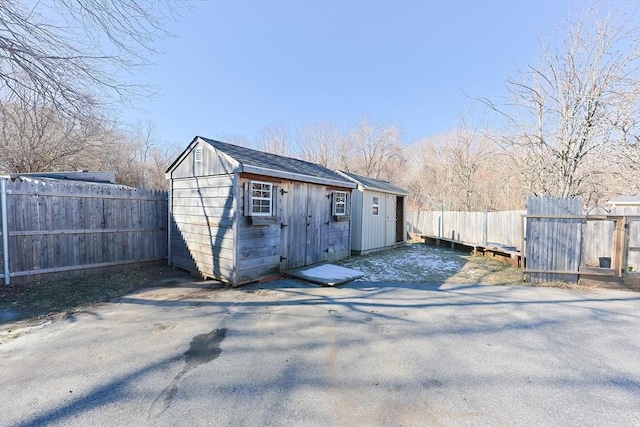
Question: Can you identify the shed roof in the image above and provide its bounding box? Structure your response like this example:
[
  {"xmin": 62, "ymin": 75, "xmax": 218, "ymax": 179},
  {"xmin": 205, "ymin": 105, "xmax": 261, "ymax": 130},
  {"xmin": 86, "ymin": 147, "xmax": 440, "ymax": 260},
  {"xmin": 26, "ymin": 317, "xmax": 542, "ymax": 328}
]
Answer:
[
  {"xmin": 3, "ymin": 171, "xmax": 116, "ymax": 184},
  {"xmin": 337, "ymin": 171, "xmax": 409, "ymax": 195},
  {"xmin": 606, "ymin": 194, "xmax": 640, "ymax": 206},
  {"xmin": 168, "ymin": 136, "xmax": 355, "ymax": 188}
]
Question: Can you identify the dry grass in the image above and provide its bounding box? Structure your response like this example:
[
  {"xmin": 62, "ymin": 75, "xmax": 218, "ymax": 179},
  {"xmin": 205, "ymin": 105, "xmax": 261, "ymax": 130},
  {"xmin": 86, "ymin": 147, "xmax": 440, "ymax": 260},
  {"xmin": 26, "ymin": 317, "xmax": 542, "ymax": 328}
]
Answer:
[{"xmin": 0, "ymin": 266, "xmax": 188, "ymax": 325}]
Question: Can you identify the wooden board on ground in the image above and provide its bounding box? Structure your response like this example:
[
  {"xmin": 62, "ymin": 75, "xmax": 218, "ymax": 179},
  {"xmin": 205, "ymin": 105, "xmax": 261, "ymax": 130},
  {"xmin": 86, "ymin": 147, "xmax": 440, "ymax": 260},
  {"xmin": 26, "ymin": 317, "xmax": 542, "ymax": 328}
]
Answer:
[{"xmin": 286, "ymin": 264, "xmax": 364, "ymax": 286}]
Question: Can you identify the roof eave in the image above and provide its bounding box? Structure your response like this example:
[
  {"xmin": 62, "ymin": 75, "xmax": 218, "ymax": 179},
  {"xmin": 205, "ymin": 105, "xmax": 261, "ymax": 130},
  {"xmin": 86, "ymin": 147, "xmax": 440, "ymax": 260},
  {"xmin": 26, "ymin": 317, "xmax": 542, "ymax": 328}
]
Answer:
[
  {"xmin": 335, "ymin": 170, "xmax": 409, "ymax": 195},
  {"xmin": 242, "ymin": 165, "xmax": 356, "ymax": 188},
  {"xmin": 165, "ymin": 136, "xmax": 201, "ymax": 174}
]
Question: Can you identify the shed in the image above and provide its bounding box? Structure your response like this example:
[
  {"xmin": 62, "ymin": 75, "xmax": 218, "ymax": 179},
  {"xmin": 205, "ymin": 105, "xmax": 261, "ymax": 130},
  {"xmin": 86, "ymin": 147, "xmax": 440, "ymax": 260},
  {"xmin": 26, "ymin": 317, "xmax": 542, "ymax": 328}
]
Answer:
[
  {"xmin": 166, "ymin": 136, "xmax": 356, "ymax": 286},
  {"xmin": 337, "ymin": 171, "xmax": 409, "ymax": 255}
]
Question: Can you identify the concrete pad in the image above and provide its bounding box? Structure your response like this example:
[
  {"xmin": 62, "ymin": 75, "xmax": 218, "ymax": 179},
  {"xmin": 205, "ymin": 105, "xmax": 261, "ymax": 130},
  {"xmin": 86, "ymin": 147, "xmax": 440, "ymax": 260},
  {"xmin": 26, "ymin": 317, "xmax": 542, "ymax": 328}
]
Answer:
[{"xmin": 286, "ymin": 263, "xmax": 364, "ymax": 286}]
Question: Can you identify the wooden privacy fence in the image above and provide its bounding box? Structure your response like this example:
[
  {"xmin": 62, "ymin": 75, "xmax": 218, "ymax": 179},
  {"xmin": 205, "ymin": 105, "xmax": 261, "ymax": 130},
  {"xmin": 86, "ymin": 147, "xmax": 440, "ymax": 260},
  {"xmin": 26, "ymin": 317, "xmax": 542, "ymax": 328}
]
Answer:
[
  {"xmin": 0, "ymin": 176, "xmax": 168, "ymax": 285},
  {"xmin": 407, "ymin": 210, "xmax": 526, "ymax": 250},
  {"xmin": 524, "ymin": 197, "xmax": 639, "ymax": 284},
  {"xmin": 409, "ymin": 200, "xmax": 639, "ymax": 286},
  {"xmin": 524, "ymin": 197, "xmax": 583, "ymax": 283}
]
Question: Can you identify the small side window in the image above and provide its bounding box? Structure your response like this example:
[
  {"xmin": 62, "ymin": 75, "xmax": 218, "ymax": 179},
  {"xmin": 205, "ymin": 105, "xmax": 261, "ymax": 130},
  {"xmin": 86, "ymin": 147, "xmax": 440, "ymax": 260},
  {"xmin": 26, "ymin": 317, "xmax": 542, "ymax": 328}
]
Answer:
[
  {"xmin": 372, "ymin": 196, "xmax": 379, "ymax": 216},
  {"xmin": 333, "ymin": 191, "xmax": 347, "ymax": 216},
  {"xmin": 250, "ymin": 181, "xmax": 273, "ymax": 216}
]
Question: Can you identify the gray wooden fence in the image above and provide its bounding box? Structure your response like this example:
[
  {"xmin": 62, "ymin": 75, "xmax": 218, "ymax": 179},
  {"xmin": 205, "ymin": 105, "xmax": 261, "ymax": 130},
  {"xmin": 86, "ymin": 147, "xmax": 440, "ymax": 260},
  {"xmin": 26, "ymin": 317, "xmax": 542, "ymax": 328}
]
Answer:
[
  {"xmin": 407, "ymin": 210, "xmax": 526, "ymax": 250},
  {"xmin": 525, "ymin": 197, "xmax": 583, "ymax": 283},
  {"xmin": 408, "ymin": 201, "xmax": 639, "ymax": 284},
  {"xmin": 0, "ymin": 176, "xmax": 168, "ymax": 285},
  {"xmin": 582, "ymin": 206, "xmax": 640, "ymax": 270}
]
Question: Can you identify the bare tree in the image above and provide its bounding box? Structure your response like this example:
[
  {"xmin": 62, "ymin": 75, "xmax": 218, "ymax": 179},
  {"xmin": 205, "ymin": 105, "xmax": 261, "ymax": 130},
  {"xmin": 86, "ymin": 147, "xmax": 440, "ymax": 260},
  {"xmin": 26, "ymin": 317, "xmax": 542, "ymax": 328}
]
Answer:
[
  {"xmin": 221, "ymin": 133, "xmax": 251, "ymax": 148},
  {"xmin": 0, "ymin": 0, "xmax": 185, "ymax": 118},
  {"xmin": 481, "ymin": 6, "xmax": 640, "ymax": 200},
  {"xmin": 343, "ymin": 118, "xmax": 405, "ymax": 180},
  {"xmin": 0, "ymin": 88, "xmax": 108, "ymax": 172},
  {"xmin": 257, "ymin": 122, "xmax": 291, "ymax": 156},
  {"xmin": 297, "ymin": 122, "xmax": 347, "ymax": 168},
  {"xmin": 400, "ymin": 127, "xmax": 527, "ymax": 211}
]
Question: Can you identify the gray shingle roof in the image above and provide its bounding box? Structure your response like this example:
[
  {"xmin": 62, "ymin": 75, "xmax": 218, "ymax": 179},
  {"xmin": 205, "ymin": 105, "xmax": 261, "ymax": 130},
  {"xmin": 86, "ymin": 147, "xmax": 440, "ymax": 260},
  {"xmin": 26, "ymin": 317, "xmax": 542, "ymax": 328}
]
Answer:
[
  {"xmin": 199, "ymin": 137, "xmax": 353, "ymax": 185},
  {"xmin": 338, "ymin": 171, "xmax": 409, "ymax": 195}
]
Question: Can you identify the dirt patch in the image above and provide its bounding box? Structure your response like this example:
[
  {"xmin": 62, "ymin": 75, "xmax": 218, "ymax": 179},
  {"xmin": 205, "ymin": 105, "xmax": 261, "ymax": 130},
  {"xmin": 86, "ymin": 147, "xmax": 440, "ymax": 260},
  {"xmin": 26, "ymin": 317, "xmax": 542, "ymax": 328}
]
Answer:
[{"xmin": 338, "ymin": 242, "xmax": 524, "ymax": 284}]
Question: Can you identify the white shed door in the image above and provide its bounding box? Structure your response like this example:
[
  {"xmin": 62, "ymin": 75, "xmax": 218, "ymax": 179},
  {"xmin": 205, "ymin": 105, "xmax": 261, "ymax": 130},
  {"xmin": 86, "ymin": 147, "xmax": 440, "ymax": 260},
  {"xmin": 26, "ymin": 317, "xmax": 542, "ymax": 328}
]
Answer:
[{"xmin": 385, "ymin": 194, "xmax": 397, "ymax": 247}]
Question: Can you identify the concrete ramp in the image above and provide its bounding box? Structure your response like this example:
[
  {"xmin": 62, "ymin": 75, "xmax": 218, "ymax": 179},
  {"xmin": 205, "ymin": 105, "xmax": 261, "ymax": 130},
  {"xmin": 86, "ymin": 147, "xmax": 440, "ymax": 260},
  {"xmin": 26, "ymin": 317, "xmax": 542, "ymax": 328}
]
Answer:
[{"xmin": 286, "ymin": 264, "xmax": 364, "ymax": 286}]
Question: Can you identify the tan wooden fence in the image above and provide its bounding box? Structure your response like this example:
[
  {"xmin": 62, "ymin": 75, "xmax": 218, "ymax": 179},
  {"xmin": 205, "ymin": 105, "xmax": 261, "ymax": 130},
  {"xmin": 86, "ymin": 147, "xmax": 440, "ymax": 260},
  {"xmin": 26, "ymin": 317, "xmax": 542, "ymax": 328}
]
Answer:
[
  {"xmin": 407, "ymin": 210, "xmax": 526, "ymax": 250},
  {"xmin": 0, "ymin": 176, "xmax": 168, "ymax": 285}
]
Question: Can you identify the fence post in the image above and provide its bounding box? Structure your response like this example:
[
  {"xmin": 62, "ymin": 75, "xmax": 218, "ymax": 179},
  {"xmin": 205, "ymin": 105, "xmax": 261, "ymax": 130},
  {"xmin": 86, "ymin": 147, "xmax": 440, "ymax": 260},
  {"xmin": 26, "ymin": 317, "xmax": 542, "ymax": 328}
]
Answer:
[
  {"xmin": 167, "ymin": 180, "xmax": 172, "ymax": 266},
  {"xmin": 1, "ymin": 178, "xmax": 10, "ymax": 286},
  {"xmin": 483, "ymin": 210, "xmax": 488, "ymax": 246}
]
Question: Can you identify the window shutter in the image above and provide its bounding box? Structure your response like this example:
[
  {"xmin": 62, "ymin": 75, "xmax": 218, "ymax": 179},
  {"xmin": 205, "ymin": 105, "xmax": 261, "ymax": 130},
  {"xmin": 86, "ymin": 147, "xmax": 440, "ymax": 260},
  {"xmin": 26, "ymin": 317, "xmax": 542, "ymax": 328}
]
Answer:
[
  {"xmin": 243, "ymin": 181, "xmax": 251, "ymax": 216},
  {"xmin": 272, "ymin": 185, "xmax": 278, "ymax": 218},
  {"xmin": 331, "ymin": 191, "xmax": 336, "ymax": 216}
]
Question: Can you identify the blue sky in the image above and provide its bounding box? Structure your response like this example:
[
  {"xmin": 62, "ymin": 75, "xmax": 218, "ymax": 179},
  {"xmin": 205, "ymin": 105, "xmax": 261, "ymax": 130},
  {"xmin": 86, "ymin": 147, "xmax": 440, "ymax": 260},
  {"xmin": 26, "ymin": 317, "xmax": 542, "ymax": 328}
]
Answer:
[{"xmin": 125, "ymin": 0, "xmax": 592, "ymax": 147}]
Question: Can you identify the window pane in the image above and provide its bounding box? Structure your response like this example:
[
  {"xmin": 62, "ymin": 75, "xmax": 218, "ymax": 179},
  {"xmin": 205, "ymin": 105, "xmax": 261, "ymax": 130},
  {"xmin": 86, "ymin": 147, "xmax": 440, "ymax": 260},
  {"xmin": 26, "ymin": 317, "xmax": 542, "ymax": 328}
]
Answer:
[{"xmin": 250, "ymin": 181, "xmax": 272, "ymax": 216}]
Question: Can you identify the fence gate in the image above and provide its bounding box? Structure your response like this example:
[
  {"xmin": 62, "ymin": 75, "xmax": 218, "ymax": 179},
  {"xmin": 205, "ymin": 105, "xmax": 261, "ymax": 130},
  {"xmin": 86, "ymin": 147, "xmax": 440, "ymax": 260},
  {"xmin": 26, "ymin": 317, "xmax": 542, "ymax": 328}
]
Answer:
[{"xmin": 525, "ymin": 196, "xmax": 584, "ymax": 283}]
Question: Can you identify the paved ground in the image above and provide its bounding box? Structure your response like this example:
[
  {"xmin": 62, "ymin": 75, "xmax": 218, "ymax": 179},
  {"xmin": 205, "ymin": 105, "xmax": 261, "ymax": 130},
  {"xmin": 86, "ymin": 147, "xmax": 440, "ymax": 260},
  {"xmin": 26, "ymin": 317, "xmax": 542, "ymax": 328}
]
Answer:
[{"xmin": 1, "ymin": 277, "xmax": 639, "ymax": 426}]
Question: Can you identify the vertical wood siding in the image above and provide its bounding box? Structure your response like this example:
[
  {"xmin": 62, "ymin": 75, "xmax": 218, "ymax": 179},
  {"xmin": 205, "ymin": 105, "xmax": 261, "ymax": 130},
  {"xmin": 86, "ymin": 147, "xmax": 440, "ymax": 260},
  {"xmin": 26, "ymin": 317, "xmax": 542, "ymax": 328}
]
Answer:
[{"xmin": 0, "ymin": 177, "xmax": 167, "ymax": 284}]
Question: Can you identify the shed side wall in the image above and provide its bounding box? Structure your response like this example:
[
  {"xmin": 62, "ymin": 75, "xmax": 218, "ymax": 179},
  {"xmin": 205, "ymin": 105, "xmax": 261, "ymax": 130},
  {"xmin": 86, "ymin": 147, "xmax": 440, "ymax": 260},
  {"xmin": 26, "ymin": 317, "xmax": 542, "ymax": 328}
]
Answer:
[
  {"xmin": 170, "ymin": 175, "xmax": 236, "ymax": 282},
  {"xmin": 359, "ymin": 189, "xmax": 389, "ymax": 252}
]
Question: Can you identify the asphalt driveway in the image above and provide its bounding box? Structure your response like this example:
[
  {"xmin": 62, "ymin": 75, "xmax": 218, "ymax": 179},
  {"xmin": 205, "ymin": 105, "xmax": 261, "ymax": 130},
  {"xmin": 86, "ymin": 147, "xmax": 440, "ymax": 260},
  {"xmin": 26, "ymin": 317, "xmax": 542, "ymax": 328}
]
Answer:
[{"xmin": 1, "ymin": 277, "xmax": 639, "ymax": 426}]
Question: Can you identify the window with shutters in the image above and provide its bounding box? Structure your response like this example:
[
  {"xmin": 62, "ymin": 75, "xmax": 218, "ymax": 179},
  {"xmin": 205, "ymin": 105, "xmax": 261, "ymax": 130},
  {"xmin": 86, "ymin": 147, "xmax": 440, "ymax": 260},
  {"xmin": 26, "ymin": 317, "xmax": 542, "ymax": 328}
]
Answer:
[
  {"xmin": 250, "ymin": 181, "xmax": 273, "ymax": 216},
  {"xmin": 333, "ymin": 191, "xmax": 347, "ymax": 216}
]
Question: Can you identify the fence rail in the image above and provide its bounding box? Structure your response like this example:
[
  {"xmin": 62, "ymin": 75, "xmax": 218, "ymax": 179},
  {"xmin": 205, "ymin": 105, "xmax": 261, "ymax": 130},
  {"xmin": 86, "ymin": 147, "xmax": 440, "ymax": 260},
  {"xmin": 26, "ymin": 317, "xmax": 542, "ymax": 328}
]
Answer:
[{"xmin": 0, "ymin": 176, "xmax": 168, "ymax": 285}]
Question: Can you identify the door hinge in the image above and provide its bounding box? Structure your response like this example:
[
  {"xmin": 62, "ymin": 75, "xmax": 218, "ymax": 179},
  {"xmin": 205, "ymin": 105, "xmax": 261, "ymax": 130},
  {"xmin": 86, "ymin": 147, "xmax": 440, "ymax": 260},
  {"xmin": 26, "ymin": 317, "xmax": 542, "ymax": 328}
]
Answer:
[
  {"xmin": 280, "ymin": 223, "xmax": 288, "ymax": 229},
  {"xmin": 280, "ymin": 188, "xmax": 289, "ymax": 195},
  {"xmin": 280, "ymin": 256, "xmax": 287, "ymax": 262}
]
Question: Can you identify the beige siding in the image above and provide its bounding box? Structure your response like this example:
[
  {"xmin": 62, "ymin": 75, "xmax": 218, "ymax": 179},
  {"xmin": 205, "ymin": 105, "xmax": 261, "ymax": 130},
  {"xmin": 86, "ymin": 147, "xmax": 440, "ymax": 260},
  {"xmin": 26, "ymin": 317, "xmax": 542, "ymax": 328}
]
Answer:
[
  {"xmin": 353, "ymin": 189, "xmax": 403, "ymax": 254},
  {"xmin": 350, "ymin": 188, "xmax": 364, "ymax": 252},
  {"xmin": 170, "ymin": 175, "xmax": 236, "ymax": 282}
]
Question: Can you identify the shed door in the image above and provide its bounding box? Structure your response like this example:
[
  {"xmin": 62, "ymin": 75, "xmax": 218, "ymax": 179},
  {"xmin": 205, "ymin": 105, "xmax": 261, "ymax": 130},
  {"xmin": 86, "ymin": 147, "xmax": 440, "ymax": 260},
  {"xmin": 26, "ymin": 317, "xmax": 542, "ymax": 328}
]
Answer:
[
  {"xmin": 280, "ymin": 182, "xmax": 329, "ymax": 270},
  {"xmin": 386, "ymin": 194, "xmax": 397, "ymax": 246}
]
